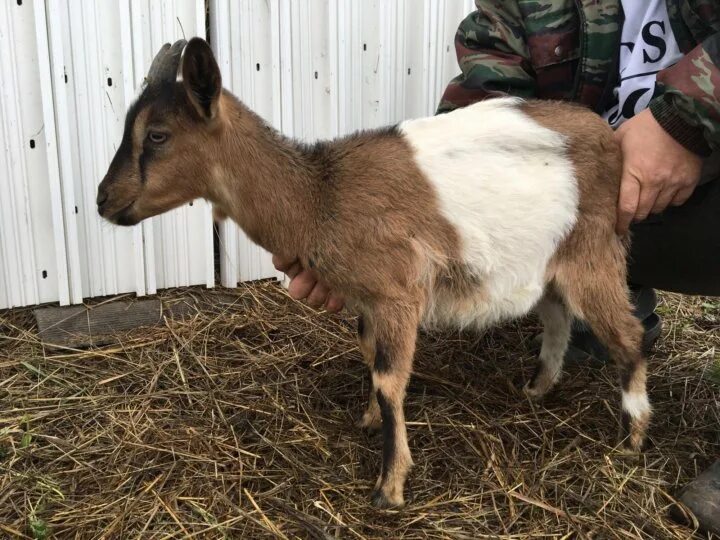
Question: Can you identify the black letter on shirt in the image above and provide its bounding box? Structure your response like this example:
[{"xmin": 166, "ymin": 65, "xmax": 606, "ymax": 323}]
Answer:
[
  {"xmin": 642, "ymin": 21, "xmax": 666, "ymax": 63},
  {"xmin": 621, "ymin": 88, "xmax": 651, "ymax": 119}
]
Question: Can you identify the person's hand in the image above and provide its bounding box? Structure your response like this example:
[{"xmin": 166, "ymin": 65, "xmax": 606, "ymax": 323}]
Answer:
[
  {"xmin": 272, "ymin": 254, "xmax": 345, "ymax": 313},
  {"xmin": 614, "ymin": 109, "xmax": 703, "ymax": 235}
]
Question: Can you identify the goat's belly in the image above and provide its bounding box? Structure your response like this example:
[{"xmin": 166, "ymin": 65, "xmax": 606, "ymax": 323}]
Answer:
[{"xmin": 422, "ymin": 275, "xmax": 545, "ymax": 331}]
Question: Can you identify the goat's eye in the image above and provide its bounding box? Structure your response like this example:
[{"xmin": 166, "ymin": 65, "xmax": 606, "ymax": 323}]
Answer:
[{"xmin": 147, "ymin": 131, "xmax": 167, "ymax": 144}]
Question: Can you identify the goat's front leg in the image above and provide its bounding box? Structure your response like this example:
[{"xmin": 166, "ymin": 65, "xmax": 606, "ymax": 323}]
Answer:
[
  {"xmin": 357, "ymin": 315, "xmax": 382, "ymax": 431},
  {"xmin": 368, "ymin": 304, "xmax": 419, "ymax": 509}
]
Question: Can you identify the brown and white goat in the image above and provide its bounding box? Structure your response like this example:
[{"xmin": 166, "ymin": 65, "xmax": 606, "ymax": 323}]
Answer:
[{"xmin": 98, "ymin": 38, "xmax": 650, "ymax": 508}]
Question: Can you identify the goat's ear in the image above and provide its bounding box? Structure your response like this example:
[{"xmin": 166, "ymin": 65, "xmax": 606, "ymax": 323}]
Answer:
[{"xmin": 181, "ymin": 37, "xmax": 222, "ymax": 120}]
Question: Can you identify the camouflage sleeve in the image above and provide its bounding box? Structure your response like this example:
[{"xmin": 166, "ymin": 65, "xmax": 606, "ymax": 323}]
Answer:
[
  {"xmin": 436, "ymin": 0, "xmax": 536, "ymax": 114},
  {"xmin": 649, "ymin": 32, "xmax": 720, "ymax": 156}
]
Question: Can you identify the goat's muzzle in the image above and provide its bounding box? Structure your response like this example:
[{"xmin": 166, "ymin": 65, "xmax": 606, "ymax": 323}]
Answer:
[
  {"xmin": 96, "ymin": 187, "xmax": 109, "ymax": 216},
  {"xmin": 96, "ymin": 183, "xmax": 138, "ymax": 226}
]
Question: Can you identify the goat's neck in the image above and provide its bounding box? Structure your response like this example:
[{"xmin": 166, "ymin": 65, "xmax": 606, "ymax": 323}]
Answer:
[{"xmin": 207, "ymin": 99, "xmax": 319, "ymax": 258}]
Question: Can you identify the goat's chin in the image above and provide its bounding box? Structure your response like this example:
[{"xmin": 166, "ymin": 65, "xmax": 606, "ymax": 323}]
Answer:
[
  {"xmin": 114, "ymin": 211, "xmax": 141, "ymax": 226},
  {"xmin": 107, "ymin": 201, "xmax": 141, "ymax": 226}
]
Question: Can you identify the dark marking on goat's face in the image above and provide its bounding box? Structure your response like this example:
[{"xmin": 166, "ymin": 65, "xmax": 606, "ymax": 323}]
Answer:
[
  {"xmin": 376, "ymin": 390, "xmax": 396, "ymax": 483},
  {"xmin": 374, "ymin": 342, "xmax": 390, "ymax": 374},
  {"xmin": 97, "ymin": 38, "xmax": 223, "ymax": 226}
]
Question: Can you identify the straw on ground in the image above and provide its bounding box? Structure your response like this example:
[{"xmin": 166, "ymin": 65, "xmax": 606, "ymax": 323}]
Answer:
[{"xmin": 1, "ymin": 283, "xmax": 718, "ymax": 538}]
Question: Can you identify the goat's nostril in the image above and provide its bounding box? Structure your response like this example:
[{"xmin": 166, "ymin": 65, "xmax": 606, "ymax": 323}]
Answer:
[{"xmin": 97, "ymin": 190, "xmax": 109, "ymax": 207}]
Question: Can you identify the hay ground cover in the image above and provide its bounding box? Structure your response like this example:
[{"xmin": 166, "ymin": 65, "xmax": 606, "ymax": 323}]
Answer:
[{"xmin": 1, "ymin": 282, "xmax": 718, "ymax": 539}]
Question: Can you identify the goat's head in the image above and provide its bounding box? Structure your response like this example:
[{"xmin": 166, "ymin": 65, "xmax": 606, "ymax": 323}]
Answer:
[{"xmin": 97, "ymin": 37, "xmax": 222, "ymax": 226}]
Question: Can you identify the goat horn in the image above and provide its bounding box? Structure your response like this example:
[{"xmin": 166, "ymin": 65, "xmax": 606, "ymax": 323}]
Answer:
[{"xmin": 145, "ymin": 39, "xmax": 187, "ymax": 87}]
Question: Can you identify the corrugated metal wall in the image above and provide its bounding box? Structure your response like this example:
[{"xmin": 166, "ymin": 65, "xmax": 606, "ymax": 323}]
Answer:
[
  {"xmin": 1, "ymin": 0, "xmax": 69, "ymax": 308},
  {"xmin": 0, "ymin": 0, "xmax": 473, "ymax": 309}
]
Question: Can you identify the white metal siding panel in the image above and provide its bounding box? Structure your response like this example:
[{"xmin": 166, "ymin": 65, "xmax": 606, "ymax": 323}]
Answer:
[
  {"xmin": 361, "ymin": 0, "xmax": 384, "ymax": 128},
  {"xmin": 43, "ymin": 1, "xmax": 83, "ymax": 305},
  {"xmin": 0, "ymin": 1, "xmax": 66, "ymax": 308},
  {"xmin": 32, "ymin": 0, "xmax": 73, "ymax": 307},
  {"xmin": 404, "ymin": 3, "xmax": 427, "ymax": 119},
  {"xmin": 440, "ymin": 1, "xmax": 469, "ymax": 107}
]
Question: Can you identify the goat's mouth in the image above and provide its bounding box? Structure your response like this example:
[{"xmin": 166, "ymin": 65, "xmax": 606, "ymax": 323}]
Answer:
[{"xmin": 107, "ymin": 200, "xmax": 138, "ymax": 226}]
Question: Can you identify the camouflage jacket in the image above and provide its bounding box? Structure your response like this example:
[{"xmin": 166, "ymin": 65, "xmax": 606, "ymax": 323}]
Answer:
[{"xmin": 437, "ymin": 0, "xmax": 720, "ymax": 156}]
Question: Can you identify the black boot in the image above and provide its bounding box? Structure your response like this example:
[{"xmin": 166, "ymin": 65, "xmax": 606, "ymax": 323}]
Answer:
[
  {"xmin": 532, "ymin": 286, "xmax": 662, "ymax": 365},
  {"xmin": 670, "ymin": 460, "xmax": 720, "ymax": 535},
  {"xmin": 566, "ymin": 287, "xmax": 661, "ymax": 364}
]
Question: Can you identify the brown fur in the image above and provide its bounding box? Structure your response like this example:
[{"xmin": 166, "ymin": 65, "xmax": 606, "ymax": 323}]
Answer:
[{"xmin": 99, "ymin": 40, "xmax": 651, "ymax": 508}]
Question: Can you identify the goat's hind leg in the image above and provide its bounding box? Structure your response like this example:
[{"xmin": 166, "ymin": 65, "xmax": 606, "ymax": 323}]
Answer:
[
  {"xmin": 555, "ymin": 259, "xmax": 650, "ymax": 451},
  {"xmin": 524, "ymin": 289, "xmax": 572, "ymax": 399},
  {"xmin": 585, "ymin": 303, "xmax": 649, "ymax": 452},
  {"xmin": 357, "ymin": 315, "xmax": 382, "ymax": 431}
]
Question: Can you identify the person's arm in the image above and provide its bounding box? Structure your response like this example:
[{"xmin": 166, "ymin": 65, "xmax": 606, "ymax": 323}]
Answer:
[
  {"xmin": 648, "ymin": 31, "xmax": 720, "ymax": 156},
  {"xmin": 615, "ymin": 32, "xmax": 720, "ymax": 234},
  {"xmin": 437, "ymin": 1, "xmax": 535, "ymax": 114}
]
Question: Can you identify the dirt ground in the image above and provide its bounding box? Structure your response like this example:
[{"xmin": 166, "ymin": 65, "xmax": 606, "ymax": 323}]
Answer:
[{"xmin": 1, "ymin": 282, "xmax": 718, "ymax": 539}]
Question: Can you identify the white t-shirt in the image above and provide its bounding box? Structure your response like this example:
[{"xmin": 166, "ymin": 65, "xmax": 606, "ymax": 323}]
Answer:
[{"xmin": 603, "ymin": 0, "xmax": 684, "ymax": 128}]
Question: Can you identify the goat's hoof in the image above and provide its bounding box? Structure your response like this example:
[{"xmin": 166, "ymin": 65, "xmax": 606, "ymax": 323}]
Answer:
[
  {"xmin": 619, "ymin": 437, "xmax": 645, "ymax": 455},
  {"xmin": 522, "ymin": 381, "xmax": 548, "ymax": 401},
  {"xmin": 370, "ymin": 488, "xmax": 404, "ymax": 509},
  {"xmin": 357, "ymin": 412, "xmax": 382, "ymax": 432},
  {"xmin": 618, "ymin": 416, "xmax": 649, "ymax": 455}
]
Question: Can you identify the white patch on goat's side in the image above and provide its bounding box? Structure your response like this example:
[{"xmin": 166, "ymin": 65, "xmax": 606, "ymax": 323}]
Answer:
[
  {"xmin": 400, "ymin": 98, "xmax": 579, "ymax": 329},
  {"xmin": 622, "ymin": 390, "xmax": 651, "ymax": 419}
]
